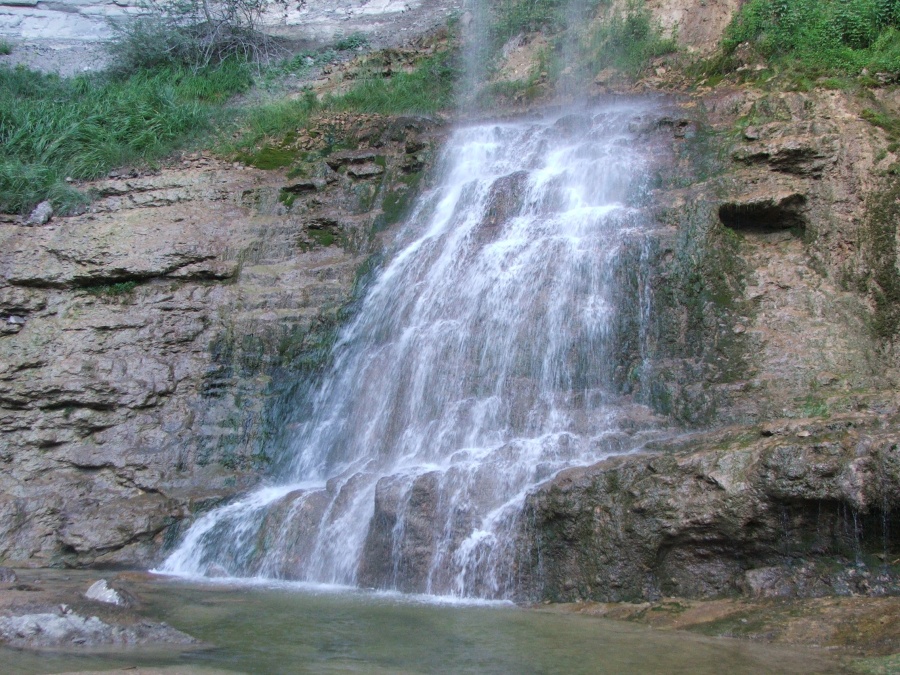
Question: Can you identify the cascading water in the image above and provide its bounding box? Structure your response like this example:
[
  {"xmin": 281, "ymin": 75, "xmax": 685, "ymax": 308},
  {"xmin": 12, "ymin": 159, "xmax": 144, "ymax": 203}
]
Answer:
[{"xmin": 161, "ymin": 102, "xmax": 670, "ymax": 599}]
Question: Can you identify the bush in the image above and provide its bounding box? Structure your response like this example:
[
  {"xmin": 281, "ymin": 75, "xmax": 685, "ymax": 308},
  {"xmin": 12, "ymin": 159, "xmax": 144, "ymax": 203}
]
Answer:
[
  {"xmin": 0, "ymin": 40, "xmax": 12, "ymax": 56},
  {"xmin": 107, "ymin": 0, "xmax": 287, "ymax": 72},
  {"xmin": 585, "ymin": 6, "xmax": 677, "ymax": 76},
  {"xmin": 718, "ymin": 0, "xmax": 900, "ymax": 75}
]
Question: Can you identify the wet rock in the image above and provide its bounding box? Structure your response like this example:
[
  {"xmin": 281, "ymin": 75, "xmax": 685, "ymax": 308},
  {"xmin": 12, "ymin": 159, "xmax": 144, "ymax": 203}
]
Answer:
[
  {"xmin": 358, "ymin": 471, "xmax": 442, "ymax": 592},
  {"xmin": 326, "ymin": 149, "xmax": 380, "ymax": 171},
  {"xmin": 0, "ymin": 608, "xmax": 195, "ymax": 648},
  {"xmin": 347, "ymin": 163, "xmax": 385, "ymax": 179},
  {"xmin": 85, "ymin": 579, "xmax": 136, "ymax": 608},
  {"xmin": 25, "ymin": 201, "xmax": 52, "ymax": 226},
  {"xmin": 718, "ymin": 189, "xmax": 807, "ymax": 232},
  {"xmin": 517, "ymin": 419, "xmax": 900, "ymax": 603},
  {"xmin": 658, "ymin": 116, "xmax": 696, "ymax": 139},
  {"xmin": 732, "ymin": 127, "xmax": 837, "ymax": 177},
  {"xmin": 475, "ymin": 170, "xmax": 528, "ymax": 240},
  {"xmin": 741, "ymin": 566, "xmax": 796, "ymax": 598},
  {"xmin": 0, "ymin": 114, "xmax": 444, "ymax": 567},
  {"xmin": 1, "ymin": 314, "xmax": 25, "ymax": 334},
  {"xmin": 282, "ymin": 179, "xmax": 323, "ymax": 195}
]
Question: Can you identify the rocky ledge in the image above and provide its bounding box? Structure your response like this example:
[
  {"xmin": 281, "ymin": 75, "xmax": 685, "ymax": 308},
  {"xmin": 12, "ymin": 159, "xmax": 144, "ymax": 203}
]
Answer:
[{"xmin": 518, "ymin": 409, "xmax": 900, "ymax": 603}]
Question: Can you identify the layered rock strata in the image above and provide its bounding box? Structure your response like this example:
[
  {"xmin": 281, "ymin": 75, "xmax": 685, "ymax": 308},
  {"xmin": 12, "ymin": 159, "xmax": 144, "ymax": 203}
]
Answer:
[{"xmin": 0, "ymin": 114, "xmax": 441, "ymax": 567}]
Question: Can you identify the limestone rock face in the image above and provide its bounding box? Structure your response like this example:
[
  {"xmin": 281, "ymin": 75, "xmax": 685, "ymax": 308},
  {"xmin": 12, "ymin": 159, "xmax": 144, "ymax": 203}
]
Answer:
[
  {"xmin": 0, "ymin": 115, "xmax": 442, "ymax": 567},
  {"xmin": 512, "ymin": 87, "xmax": 900, "ymax": 602},
  {"xmin": 518, "ymin": 414, "xmax": 900, "ymax": 602}
]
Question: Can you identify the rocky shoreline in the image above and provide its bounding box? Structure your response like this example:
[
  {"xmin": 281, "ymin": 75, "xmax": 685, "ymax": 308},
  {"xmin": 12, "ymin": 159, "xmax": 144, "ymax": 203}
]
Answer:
[{"xmin": 0, "ymin": 567, "xmax": 893, "ymax": 672}]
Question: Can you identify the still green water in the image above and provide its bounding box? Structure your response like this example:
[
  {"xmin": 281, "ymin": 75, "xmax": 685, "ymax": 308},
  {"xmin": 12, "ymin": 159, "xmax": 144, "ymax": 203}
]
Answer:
[{"xmin": 3, "ymin": 579, "xmax": 846, "ymax": 674}]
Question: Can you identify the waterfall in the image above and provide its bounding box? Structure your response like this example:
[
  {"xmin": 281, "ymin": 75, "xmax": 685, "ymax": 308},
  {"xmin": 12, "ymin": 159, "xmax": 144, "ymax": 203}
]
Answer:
[{"xmin": 160, "ymin": 101, "xmax": 669, "ymax": 599}]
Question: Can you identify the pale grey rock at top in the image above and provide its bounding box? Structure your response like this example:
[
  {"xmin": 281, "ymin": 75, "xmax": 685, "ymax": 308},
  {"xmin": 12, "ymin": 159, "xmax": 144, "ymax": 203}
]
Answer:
[
  {"xmin": 0, "ymin": 0, "xmax": 425, "ymax": 42},
  {"xmin": 0, "ymin": 0, "xmax": 455, "ymax": 76}
]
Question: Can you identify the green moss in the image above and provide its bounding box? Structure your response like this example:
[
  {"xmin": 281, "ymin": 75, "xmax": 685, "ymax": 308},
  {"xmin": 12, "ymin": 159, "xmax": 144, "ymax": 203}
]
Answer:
[
  {"xmin": 278, "ymin": 189, "xmax": 297, "ymax": 208},
  {"xmin": 237, "ymin": 144, "xmax": 297, "ymax": 170},
  {"xmin": 852, "ymin": 653, "xmax": 900, "ymax": 675},
  {"xmin": 84, "ymin": 280, "xmax": 139, "ymax": 297},
  {"xmin": 861, "ymin": 180, "xmax": 900, "ymax": 341},
  {"xmin": 800, "ymin": 393, "xmax": 830, "ymax": 417},
  {"xmin": 376, "ymin": 170, "xmax": 425, "ymax": 231},
  {"xmin": 285, "ymin": 157, "xmax": 315, "ymax": 179},
  {"xmin": 307, "ymin": 224, "xmax": 339, "ymax": 248}
]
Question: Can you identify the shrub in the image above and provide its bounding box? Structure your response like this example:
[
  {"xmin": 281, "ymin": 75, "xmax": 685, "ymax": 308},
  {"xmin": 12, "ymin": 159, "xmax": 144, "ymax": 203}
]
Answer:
[
  {"xmin": 333, "ymin": 32, "xmax": 369, "ymax": 52},
  {"xmin": 717, "ymin": 0, "xmax": 900, "ymax": 75},
  {"xmin": 585, "ymin": 6, "xmax": 677, "ymax": 76},
  {"xmin": 0, "ymin": 40, "xmax": 12, "ymax": 56},
  {"xmin": 107, "ymin": 0, "xmax": 288, "ymax": 72}
]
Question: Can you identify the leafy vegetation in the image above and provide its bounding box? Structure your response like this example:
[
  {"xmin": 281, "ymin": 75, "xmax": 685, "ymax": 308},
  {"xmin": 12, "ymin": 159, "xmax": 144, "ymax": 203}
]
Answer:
[
  {"xmin": 488, "ymin": 0, "xmax": 675, "ymax": 89},
  {"xmin": 712, "ymin": 0, "xmax": 900, "ymax": 76},
  {"xmin": 0, "ymin": 60, "xmax": 251, "ymax": 214},
  {"xmin": 490, "ymin": 0, "xmax": 573, "ymax": 44},
  {"xmin": 262, "ymin": 33, "xmax": 371, "ymax": 86},
  {"xmin": 107, "ymin": 0, "xmax": 287, "ymax": 72},
  {"xmin": 333, "ymin": 32, "xmax": 370, "ymax": 52},
  {"xmin": 0, "ymin": 40, "xmax": 11, "ymax": 56},
  {"xmin": 583, "ymin": 5, "xmax": 678, "ymax": 76},
  {"xmin": 85, "ymin": 280, "xmax": 139, "ymax": 297}
]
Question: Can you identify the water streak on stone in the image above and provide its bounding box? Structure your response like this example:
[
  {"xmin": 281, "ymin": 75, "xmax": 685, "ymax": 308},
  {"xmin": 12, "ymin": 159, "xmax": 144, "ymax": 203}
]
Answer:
[{"xmin": 161, "ymin": 102, "xmax": 667, "ymax": 598}]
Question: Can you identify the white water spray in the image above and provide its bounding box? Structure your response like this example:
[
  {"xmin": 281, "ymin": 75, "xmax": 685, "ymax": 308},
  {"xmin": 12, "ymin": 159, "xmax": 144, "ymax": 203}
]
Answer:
[{"xmin": 160, "ymin": 102, "xmax": 669, "ymax": 598}]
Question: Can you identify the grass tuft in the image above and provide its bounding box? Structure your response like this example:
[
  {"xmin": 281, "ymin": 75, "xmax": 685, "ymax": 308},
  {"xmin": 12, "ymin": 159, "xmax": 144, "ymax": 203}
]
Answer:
[
  {"xmin": 0, "ymin": 61, "xmax": 251, "ymax": 214},
  {"xmin": 0, "ymin": 40, "xmax": 11, "ymax": 56}
]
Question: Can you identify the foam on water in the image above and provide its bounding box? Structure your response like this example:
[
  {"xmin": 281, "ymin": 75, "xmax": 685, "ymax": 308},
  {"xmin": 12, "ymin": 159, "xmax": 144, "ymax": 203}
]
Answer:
[{"xmin": 160, "ymin": 102, "xmax": 668, "ymax": 599}]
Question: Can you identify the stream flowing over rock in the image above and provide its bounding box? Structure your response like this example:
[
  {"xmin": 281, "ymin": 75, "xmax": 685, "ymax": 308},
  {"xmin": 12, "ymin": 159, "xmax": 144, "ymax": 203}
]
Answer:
[
  {"xmin": 160, "ymin": 103, "xmax": 676, "ymax": 597},
  {"xmin": 3, "ymin": 0, "xmax": 900, "ymax": 608}
]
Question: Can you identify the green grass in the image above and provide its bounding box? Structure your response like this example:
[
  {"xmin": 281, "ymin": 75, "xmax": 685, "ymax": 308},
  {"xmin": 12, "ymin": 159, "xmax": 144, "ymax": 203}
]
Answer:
[
  {"xmin": 707, "ymin": 0, "xmax": 900, "ymax": 78},
  {"xmin": 0, "ymin": 40, "xmax": 11, "ymax": 56},
  {"xmin": 491, "ymin": 0, "xmax": 571, "ymax": 44},
  {"xmin": 85, "ymin": 280, "xmax": 139, "ymax": 297},
  {"xmin": 327, "ymin": 52, "xmax": 456, "ymax": 114},
  {"xmin": 0, "ymin": 60, "xmax": 251, "ymax": 214},
  {"xmin": 229, "ymin": 51, "xmax": 457, "ymax": 156}
]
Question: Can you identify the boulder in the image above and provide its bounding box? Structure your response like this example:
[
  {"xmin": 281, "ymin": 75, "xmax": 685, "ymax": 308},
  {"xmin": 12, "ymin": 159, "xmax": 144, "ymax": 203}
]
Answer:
[{"xmin": 25, "ymin": 201, "xmax": 52, "ymax": 227}]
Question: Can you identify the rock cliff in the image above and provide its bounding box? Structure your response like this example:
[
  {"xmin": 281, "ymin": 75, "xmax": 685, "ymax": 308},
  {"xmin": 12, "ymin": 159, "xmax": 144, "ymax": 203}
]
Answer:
[
  {"xmin": 515, "ymin": 83, "xmax": 900, "ymax": 601},
  {"xmin": 0, "ymin": 113, "xmax": 442, "ymax": 566},
  {"xmin": 2, "ymin": 0, "xmax": 900, "ymax": 609}
]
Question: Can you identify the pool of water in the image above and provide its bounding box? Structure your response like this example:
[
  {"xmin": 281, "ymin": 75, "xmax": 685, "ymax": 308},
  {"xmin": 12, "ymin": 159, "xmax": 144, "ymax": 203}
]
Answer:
[{"xmin": 2, "ymin": 578, "xmax": 846, "ymax": 674}]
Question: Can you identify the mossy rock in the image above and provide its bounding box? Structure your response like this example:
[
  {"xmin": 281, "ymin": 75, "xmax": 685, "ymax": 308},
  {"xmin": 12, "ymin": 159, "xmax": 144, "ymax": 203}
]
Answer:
[{"xmin": 237, "ymin": 145, "xmax": 298, "ymax": 170}]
